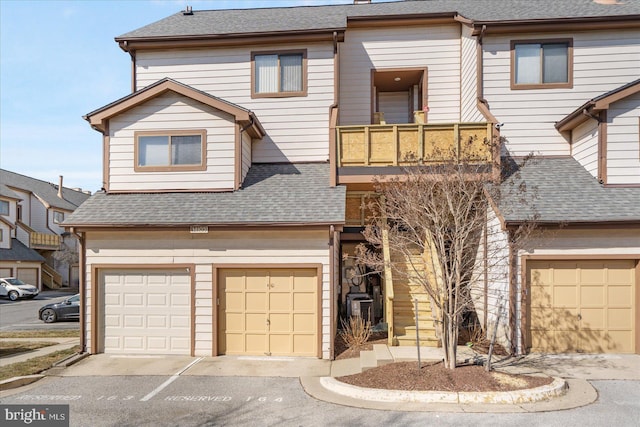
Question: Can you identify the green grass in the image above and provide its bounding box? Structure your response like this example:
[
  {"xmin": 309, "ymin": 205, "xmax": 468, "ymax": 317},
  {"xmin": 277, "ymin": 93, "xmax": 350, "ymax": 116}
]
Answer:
[
  {"xmin": 0, "ymin": 341, "xmax": 58, "ymax": 357},
  {"xmin": 0, "ymin": 346, "xmax": 81, "ymax": 382},
  {"xmin": 0, "ymin": 330, "xmax": 80, "ymax": 339}
]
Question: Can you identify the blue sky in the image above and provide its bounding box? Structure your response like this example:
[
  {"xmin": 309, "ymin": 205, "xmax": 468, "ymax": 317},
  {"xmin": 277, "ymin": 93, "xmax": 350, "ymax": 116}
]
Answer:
[{"xmin": 0, "ymin": 0, "xmax": 356, "ymax": 193}]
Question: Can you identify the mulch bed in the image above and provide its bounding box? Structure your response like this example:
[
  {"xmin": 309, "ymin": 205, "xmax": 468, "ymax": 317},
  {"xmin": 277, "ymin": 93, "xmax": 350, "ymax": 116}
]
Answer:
[
  {"xmin": 337, "ymin": 361, "xmax": 553, "ymax": 392},
  {"xmin": 334, "ymin": 326, "xmax": 552, "ymax": 392}
]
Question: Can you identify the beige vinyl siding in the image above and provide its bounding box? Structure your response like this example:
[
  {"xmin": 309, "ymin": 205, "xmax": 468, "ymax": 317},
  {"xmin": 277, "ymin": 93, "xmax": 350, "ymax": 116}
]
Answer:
[
  {"xmin": 135, "ymin": 42, "xmax": 335, "ymax": 164},
  {"xmin": 471, "ymin": 205, "xmax": 512, "ymax": 351},
  {"xmin": 607, "ymin": 93, "xmax": 640, "ymax": 185},
  {"xmin": 84, "ymin": 229, "xmax": 332, "ymax": 359},
  {"xmin": 571, "ymin": 119, "xmax": 599, "ymax": 178},
  {"xmin": 483, "ymin": 29, "xmax": 640, "ymax": 156},
  {"xmin": 29, "ymin": 195, "xmax": 48, "ymax": 232},
  {"xmin": 461, "ymin": 24, "xmax": 483, "ymax": 123},
  {"xmin": 241, "ymin": 132, "xmax": 252, "ymax": 184},
  {"xmin": 108, "ymin": 92, "xmax": 236, "ymax": 192},
  {"xmin": 339, "ymin": 25, "xmax": 461, "ymax": 126},
  {"xmin": 378, "ymin": 91, "xmax": 409, "ymax": 123}
]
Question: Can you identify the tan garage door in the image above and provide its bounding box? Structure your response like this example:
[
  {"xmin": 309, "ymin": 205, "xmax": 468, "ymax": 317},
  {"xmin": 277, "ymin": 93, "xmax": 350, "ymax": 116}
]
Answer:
[
  {"xmin": 0, "ymin": 268, "xmax": 12, "ymax": 277},
  {"xmin": 528, "ymin": 260, "xmax": 636, "ymax": 353},
  {"xmin": 218, "ymin": 268, "xmax": 318, "ymax": 357},
  {"xmin": 101, "ymin": 270, "xmax": 191, "ymax": 355},
  {"xmin": 17, "ymin": 268, "xmax": 38, "ymax": 286}
]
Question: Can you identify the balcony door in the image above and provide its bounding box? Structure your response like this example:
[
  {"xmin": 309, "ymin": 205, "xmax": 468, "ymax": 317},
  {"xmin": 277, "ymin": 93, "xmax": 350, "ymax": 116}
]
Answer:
[{"xmin": 371, "ymin": 68, "xmax": 427, "ymax": 124}]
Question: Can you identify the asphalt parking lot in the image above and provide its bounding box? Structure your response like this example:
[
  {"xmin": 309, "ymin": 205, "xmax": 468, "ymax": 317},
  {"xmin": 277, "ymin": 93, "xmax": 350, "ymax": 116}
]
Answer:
[{"xmin": 2, "ymin": 375, "xmax": 639, "ymax": 426}]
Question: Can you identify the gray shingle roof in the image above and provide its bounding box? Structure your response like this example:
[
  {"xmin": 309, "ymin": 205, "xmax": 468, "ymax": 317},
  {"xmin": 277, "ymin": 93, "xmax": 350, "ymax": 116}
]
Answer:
[
  {"xmin": 495, "ymin": 157, "xmax": 640, "ymax": 224},
  {"xmin": 117, "ymin": 0, "xmax": 640, "ymax": 40},
  {"xmin": 0, "ymin": 239, "xmax": 46, "ymax": 262},
  {"xmin": 64, "ymin": 163, "xmax": 346, "ymax": 227},
  {"xmin": 0, "ymin": 169, "xmax": 91, "ymax": 211}
]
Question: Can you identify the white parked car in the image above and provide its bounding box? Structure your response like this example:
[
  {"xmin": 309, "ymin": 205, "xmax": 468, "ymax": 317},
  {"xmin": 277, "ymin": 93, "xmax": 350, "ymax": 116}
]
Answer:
[{"xmin": 0, "ymin": 277, "xmax": 40, "ymax": 301}]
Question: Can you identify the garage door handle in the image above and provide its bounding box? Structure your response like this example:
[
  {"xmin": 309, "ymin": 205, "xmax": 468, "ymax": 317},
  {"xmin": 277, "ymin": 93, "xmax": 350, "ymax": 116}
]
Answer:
[
  {"xmin": 577, "ymin": 313, "xmax": 582, "ymax": 321},
  {"xmin": 266, "ymin": 319, "xmax": 270, "ymax": 326}
]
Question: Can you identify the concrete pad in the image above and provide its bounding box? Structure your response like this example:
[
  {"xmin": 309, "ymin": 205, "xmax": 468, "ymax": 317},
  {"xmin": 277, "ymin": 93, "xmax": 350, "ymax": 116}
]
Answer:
[
  {"xmin": 184, "ymin": 356, "xmax": 331, "ymax": 378},
  {"xmin": 372, "ymin": 344, "xmax": 393, "ymax": 365},
  {"xmin": 495, "ymin": 353, "xmax": 640, "ymax": 380},
  {"xmin": 330, "ymin": 357, "xmax": 361, "ymax": 377},
  {"xmin": 59, "ymin": 354, "xmax": 198, "ymax": 376},
  {"xmin": 359, "ymin": 350, "xmax": 378, "ymax": 371}
]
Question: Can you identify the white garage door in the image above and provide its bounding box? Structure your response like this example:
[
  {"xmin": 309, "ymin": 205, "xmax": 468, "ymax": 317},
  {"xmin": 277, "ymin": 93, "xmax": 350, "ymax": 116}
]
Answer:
[{"xmin": 102, "ymin": 270, "xmax": 191, "ymax": 355}]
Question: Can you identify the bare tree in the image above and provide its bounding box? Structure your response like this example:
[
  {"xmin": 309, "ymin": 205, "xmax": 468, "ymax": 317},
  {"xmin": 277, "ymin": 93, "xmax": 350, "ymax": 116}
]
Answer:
[{"xmin": 357, "ymin": 148, "xmax": 537, "ymax": 370}]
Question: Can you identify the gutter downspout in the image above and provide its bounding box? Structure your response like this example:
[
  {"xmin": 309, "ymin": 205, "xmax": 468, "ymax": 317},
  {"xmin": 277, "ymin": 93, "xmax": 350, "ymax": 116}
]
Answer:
[{"xmin": 70, "ymin": 227, "xmax": 87, "ymax": 354}]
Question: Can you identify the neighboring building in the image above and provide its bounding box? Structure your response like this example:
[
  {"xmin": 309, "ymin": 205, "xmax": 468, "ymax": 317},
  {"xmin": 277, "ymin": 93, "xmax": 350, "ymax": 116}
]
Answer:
[
  {"xmin": 0, "ymin": 170, "xmax": 90, "ymax": 290},
  {"xmin": 66, "ymin": 0, "xmax": 640, "ymax": 358}
]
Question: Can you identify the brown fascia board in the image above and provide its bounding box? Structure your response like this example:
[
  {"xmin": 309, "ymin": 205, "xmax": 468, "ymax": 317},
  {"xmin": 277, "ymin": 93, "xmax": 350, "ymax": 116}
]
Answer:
[
  {"xmin": 85, "ymin": 79, "xmax": 264, "ymax": 137},
  {"xmin": 116, "ymin": 29, "xmax": 346, "ymax": 52},
  {"xmin": 471, "ymin": 15, "xmax": 640, "ymax": 36},
  {"xmin": 65, "ymin": 222, "xmax": 345, "ymax": 232},
  {"xmin": 505, "ymin": 220, "xmax": 640, "ymax": 229},
  {"xmin": 0, "ymin": 216, "xmax": 17, "ymax": 229},
  {"xmin": 346, "ymin": 13, "xmax": 457, "ymax": 27}
]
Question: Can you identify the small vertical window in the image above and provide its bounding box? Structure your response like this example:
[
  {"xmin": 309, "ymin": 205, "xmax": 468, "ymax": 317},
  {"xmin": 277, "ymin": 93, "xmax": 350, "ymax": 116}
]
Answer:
[
  {"xmin": 134, "ymin": 130, "xmax": 206, "ymax": 172},
  {"xmin": 512, "ymin": 40, "xmax": 572, "ymax": 89},
  {"xmin": 0, "ymin": 200, "xmax": 9, "ymax": 216},
  {"xmin": 53, "ymin": 211, "xmax": 64, "ymax": 224},
  {"xmin": 252, "ymin": 51, "xmax": 306, "ymax": 97}
]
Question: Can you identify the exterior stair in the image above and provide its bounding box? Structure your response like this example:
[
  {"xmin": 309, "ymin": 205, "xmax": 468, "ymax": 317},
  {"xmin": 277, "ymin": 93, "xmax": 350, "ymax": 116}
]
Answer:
[
  {"xmin": 42, "ymin": 263, "xmax": 63, "ymax": 289},
  {"xmin": 390, "ymin": 250, "xmax": 440, "ymax": 347}
]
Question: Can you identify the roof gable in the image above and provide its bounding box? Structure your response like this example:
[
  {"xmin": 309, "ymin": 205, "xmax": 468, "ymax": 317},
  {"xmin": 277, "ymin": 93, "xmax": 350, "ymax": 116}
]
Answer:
[
  {"xmin": 556, "ymin": 79, "xmax": 640, "ymax": 133},
  {"xmin": 85, "ymin": 78, "xmax": 265, "ymax": 138}
]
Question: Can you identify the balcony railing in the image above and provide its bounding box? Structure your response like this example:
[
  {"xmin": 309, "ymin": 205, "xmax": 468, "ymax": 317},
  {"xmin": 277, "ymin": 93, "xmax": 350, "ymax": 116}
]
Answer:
[
  {"xmin": 336, "ymin": 122, "xmax": 494, "ymax": 167},
  {"xmin": 17, "ymin": 222, "xmax": 61, "ymax": 250}
]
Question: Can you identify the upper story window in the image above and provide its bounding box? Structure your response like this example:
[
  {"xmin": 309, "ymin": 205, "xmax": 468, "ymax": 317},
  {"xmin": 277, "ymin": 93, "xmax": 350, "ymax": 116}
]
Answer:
[
  {"xmin": 0, "ymin": 200, "xmax": 9, "ymax": 216},
  {"xmin": 252, "ymin": 50, "xmax": 307, "ymax": 98},
  {"xmin": 511, "ymin": 39, "xmax": 573, "ymax": 90},
  {"xmin": 53, "ymin": 211, "xmax": 64, "ymax": 224},
  {"xmin": 134, "ymin": 130, "xmax": 206, "ymax": 172}
]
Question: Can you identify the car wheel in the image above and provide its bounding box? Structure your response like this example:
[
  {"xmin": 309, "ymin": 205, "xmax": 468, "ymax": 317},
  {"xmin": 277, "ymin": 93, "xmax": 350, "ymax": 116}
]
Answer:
[
  {"xmin": 41, "ymin": 309, "xmax": 57, "ymax": 323},
  {"xmin": 8, "ymin": 291, "xmax": 19, "ymax": 301}
]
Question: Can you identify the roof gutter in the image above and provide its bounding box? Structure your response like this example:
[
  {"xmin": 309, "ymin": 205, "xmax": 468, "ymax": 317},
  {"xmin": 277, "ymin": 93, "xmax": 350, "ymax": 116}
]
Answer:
[
  {"xmin": 117, "ymin": 29, "xmax": 346, "ymax": 52},
  {"xmin": 471, "ymin": 14, "xmax": 640, "ymax": 36}
]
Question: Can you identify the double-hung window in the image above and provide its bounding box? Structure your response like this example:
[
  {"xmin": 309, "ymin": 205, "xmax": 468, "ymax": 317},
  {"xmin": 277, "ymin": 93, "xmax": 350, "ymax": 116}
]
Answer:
[
  {"xmin": 135, "ymin": 130, "xmax": 206, "ymax": 172},
  {"xmin": 252, "ymin": 50, "xmax": 306, "ymax": 98},
  {"xmin": 511, "ymin": 39, "xmax": 572, "ymax": 89}
]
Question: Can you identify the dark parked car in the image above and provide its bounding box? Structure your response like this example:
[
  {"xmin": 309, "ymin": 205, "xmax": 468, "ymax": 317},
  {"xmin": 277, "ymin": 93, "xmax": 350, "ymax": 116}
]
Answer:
[{"xmin": 39, "ymin": 294, "xmax": 80, "ymax": 323}]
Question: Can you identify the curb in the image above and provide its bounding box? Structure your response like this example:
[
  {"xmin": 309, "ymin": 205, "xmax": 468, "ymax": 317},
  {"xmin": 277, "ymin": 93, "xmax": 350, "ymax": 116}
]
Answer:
[
  {"xmin": 319, "ymin": 376, "xmax": 567, "ymax": 404},
  {"xmin": 0, "ymin": 374, "xmax": 45, "ymax": 390}
]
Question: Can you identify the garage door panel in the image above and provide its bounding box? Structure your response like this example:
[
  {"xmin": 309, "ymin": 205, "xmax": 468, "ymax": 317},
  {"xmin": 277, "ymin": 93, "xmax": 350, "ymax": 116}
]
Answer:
[
  {"xmin": 102, "ymin": 270, "xmax": 191, "ymax": 355},
  {"xmin": 552, "ymin": 308, "xmax": 579, "ymax": 330},
  {"xmin": 529, "ymin": 260, "xmax": 636, "ymax": 354},
  {"xmin": 608, "ymin": 308, "xmax": 633, "ymax": 329},
  {"xmin": 606, "ymin": 331, "xmax": 634, "ymax": 353},
  {"xmin": 218, "ymin": 268, "xmax": 318, "ymax": 357},
  {"xmin": 553, "ymin": 286, "xmax": 578, "ymax": 307},
  {"xmin": 581, "ymin": 308, "xmax": 605, "ymax": 329},
  {"xmin": 246, "ymin": 293, "xmax": 265, "ymax": 310},
  {"xmin": 608, "ymin": 286, "xmax": 633, "ymax": 306}
]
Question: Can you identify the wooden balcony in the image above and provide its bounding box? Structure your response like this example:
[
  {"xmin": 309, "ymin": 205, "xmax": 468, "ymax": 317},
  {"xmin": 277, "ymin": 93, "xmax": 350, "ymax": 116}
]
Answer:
[
  {"xmin": 336, "ymin": 122, "xmax": 494, "ymax": 168},
  {"xmin": 30, "ymin": 231, "xmax": 61, "ymax": 250}
]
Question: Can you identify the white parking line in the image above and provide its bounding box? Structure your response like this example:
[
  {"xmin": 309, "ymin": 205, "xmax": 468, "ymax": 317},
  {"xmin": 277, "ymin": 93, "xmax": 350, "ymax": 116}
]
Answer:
[{"xmin": 139, "ymin": 357, "xmax": 203, "ymax": 402}]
